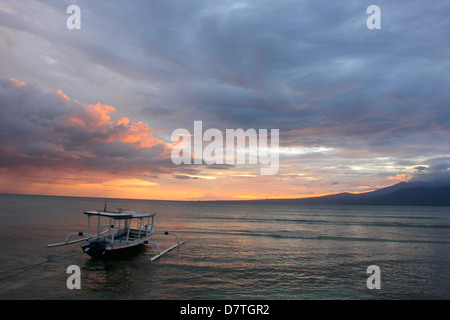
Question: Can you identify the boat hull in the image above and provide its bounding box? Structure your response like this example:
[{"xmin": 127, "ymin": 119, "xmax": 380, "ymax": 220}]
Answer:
[{"xmin": 81, "ymin": 241, "xmax": 145, "ymax": 259}]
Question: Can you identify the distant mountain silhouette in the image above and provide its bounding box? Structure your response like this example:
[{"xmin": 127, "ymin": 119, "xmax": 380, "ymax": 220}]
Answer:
[
  {"xmin": 251, "ymin": 181, "xmax": 450, "ymax": 206},
  {"xmin": 350, "ymin": 186, "xmax": 450, "ymax": 206}
]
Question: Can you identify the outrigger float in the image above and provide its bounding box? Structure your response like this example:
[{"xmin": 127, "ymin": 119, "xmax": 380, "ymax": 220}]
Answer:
[{"xmin": 46, "ymin": 206, "xmax": 185, "ymax": 261}]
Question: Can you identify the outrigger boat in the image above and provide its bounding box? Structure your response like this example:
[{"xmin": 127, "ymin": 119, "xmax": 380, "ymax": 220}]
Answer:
[{"xmin": 46, "ymin": 206, "xmax": 185, "ymax": 261}]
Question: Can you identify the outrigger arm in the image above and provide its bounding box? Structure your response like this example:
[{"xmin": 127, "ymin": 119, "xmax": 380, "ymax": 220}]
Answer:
[
  {"xmin": 148, "ymin": 231, "xmax": 185, "ymax": 262},
  {"xmin": 46, "ymin": 229, "xmax": 109, "ymax": 248}
]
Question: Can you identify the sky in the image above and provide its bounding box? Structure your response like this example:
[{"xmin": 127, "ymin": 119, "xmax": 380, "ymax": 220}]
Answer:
[{"xmin": 0, "ymin": 0, "xmax": 449, "ymax": 200}]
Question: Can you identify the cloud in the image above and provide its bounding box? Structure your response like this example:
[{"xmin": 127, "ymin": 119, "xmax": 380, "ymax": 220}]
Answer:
[
  {"xmin": 414, "ymin": 166, "xmax": 429, "ymax": 172},
  {"xmin": 0, "ymin": 78, "xmax": 173, "ymax": 182},
  {"xmin": 172, "ymin": 175, "xmax": 201, "ymax": 180},
  {"xmin": 388, "ymin": 173, "xmax": 413, "ymax": 182},
  {"xmin": 2, "ymin": 1, "xmax": 449, "ymax": 139},
  {"xmin": 404, "ymin": 156, "xmax": 450, "ymax": 187}
]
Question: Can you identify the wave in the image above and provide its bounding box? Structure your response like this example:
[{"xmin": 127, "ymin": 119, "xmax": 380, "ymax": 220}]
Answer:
[
  {"xmin": 181, "ymin": 229, "xmax": 450, "ymax": 245},
  {"xmin": 269, "ymin": 232, "xmax": 450, "ymax": 244},
  {"xmin": 196, "ymin": 215, "xmax": 450, "ymax": 229}
]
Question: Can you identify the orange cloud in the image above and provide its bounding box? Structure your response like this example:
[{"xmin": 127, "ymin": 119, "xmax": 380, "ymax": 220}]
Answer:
[
  {"xmin": 113, "ymin": 119, "xmax": 164, "ymax": 148},
  {"xmin": 85, "ymin": 103, "xmax": 116, "ymax": 126},
  {"xmin": 117, "ymin": 117, "xmax": 130, "ymax": 126},
  {"xmin": 9, "ymin": 78, "xmax": 25, "ymax": 87},
  {"xmin": 57, "ymin": 89, "xmax": 70, "ymax": 102},
  {"xmin": 68, "ymin": 117, "xmax": 85, "ymax": 127},
  {"xmin": 388, "ymin": 173, "xmax": 413, "ymax": 182},
  {"xmin": 63, "ymin": 100, "xmax": 165, "ymax": 149}
]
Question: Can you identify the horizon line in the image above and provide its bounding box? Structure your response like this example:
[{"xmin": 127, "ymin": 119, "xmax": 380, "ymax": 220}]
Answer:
[{"xmin": 0, "ymin": 187, "xmax": 381, "ymax": 203}]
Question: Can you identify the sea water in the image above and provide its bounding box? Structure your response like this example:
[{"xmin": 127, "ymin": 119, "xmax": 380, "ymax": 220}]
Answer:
[{"xmin": 0, "ymin": 193, "xmax": 448, "ymax": 299}]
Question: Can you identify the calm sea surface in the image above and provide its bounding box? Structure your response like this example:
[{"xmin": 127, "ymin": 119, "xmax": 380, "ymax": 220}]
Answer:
[{"xmin": 0, "ymin": 193, "xmax": 449, "ymax": 300}]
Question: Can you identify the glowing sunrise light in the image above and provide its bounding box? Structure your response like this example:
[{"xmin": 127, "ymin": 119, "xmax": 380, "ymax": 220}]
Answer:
[{"xmin": 279, "ymin": 146, "xmax": 333, "ymax": 156}]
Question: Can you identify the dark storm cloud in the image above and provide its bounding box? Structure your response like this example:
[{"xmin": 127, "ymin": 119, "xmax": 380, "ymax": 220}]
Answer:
[
  {"xmin": 0, "ymin": 78, "xmax": 174, "ymax": 178},
  {"xmin": 2, "ymin": 0, "xmax": 448, "ymax": 139}
]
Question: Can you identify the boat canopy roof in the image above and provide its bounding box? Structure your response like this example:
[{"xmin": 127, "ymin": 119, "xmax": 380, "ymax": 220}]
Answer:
[{"xmin": 84, "ymin": 210, "xmax": 155, "ymax": 220}]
